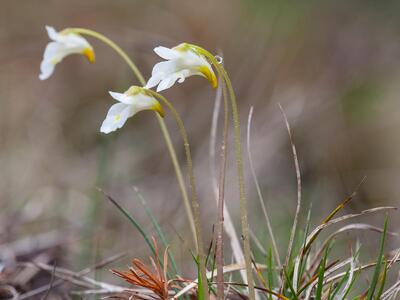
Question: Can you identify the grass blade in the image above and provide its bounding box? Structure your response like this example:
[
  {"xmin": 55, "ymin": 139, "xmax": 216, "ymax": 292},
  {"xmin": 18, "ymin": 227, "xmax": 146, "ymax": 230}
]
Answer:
[
  {"xmin": 267, "ymin": 247, "xmax": 274, "ymax": 300},
  {"xmin": 279, "ymin": 103, "xmax": 302, "ymax": 292},
  {"xmin": 247, "ymin": 106, "xmax": 280, "ymax": 267},
  {"xmin": 99, "ymin": 189, "xmax": 156, "ymax": 258},
  {"xmin": 315, "ymin": 243, "xmax": 331, "ymax": 299},
  {"xmin": 375, "ymin": 260, "xmax": 388, "ymax": 300},
  {"xmin": 366, "ymin": 216, "xmax": 388, "ymax": 300},
  {"xmin": 283, "ymin": 268, "xmax": 299, "ymax": 300},
  {"xmin": 133, "ymin": 186, "xmax": 179, "ymax": 276}
]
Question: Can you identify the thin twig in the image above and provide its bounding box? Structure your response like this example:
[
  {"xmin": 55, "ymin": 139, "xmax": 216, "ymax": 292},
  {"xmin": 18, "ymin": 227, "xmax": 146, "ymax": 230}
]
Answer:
[
  {"xmin": 19, "ymin": 252, "xmax": 126, "ymax": 299},
  {"xmin": 40, "ymin": 261, "xmax": 57, "ymax": 300}
]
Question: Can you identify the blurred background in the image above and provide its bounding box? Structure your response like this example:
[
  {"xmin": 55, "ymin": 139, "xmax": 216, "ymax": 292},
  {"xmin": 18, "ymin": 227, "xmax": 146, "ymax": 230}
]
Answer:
[{"xmin": 1, "ymin": 0, "xmax": 400, "ymax": 296}]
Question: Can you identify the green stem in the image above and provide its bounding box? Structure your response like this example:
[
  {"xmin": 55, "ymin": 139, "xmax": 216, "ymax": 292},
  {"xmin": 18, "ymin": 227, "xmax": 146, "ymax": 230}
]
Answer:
[
  {"xmin": 69, "ymin": 28, "xmax": 197, "ymax": 249},
  {"xmin": 192, "ymin": 45, "xmax": 255, "ymax": 299},
  {"xmin": 148, "ymin": 90, "xmax": 209, "ymax": 300},
  {"xmin": 222, "ymin": 67, "xmax": 256, "ymax": 300},
  {"xmin": 216, "ymin": 78, "xmax": 229, "ymax": 299}
]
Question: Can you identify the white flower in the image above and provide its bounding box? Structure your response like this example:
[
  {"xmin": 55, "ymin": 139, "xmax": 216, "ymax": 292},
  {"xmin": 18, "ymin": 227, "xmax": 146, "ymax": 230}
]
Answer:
[
  {"xmin": 146, "ymin": 43, "xmax": 217, "ymax": 92},
  {"xmin": 100, "ymin": 86, "xmax": 164, "ymax": 134},
  {"xmin": 39, "ymin": 26, "xmax": 95, "ymax": 80}
]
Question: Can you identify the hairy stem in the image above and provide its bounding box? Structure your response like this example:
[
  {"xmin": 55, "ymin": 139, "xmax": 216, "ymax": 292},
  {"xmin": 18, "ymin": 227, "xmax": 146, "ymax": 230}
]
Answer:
[
  {"xmin": 215, "ymin": 77, "xmax": 229, "ymax": 299},
  {"xmin": 69, "ymin": 28, "xmax": 197, "ymax": 248},
  {"xmin": 192, "ymin": 45, "xmax": 255, "ymax": 299},
  {"xmin": 148, "ymin": 91, "xmax": 209, "ymax": 300}
]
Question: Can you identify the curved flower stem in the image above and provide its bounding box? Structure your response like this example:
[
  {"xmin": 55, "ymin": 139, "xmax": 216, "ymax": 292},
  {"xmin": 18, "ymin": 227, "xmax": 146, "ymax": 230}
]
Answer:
[
  {"xmin": 219, "ymin": 66, "xmax": 256, "ymax": 300},
  {"xmin": 147, "ymin": 90, "xmax": 208, "ymax": 300},
  {"xmin": 216, "ymin": 77, "xmax": 229, "ymax": 299},
  {"xmin": 68, "ymin": 28, "xmax": 197, "ymax": 249},
  {"xmin": 67, "ymin": 28, "xmax": 145, "ymax": 84},
  {"xmin": 192, "ymin": 45, "xmax": 256, "ymax": 300}
]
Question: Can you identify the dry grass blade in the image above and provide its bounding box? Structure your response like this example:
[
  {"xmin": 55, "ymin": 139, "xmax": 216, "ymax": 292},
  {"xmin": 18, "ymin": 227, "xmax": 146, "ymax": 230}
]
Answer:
[
  {"xmin": 18, "ymin": 252, "xmax": 126, "ymax": 299},
  {"xmin": 40, "ymin": 262, "xmax": 56, "ymax": 300},
  {"xmin": 172, "ymin": 262, "xmax": 268, "ymax": 299},
  {"xmin": 320, "ymin": 254, "xmax": 400, "ymax": 289},
  {"xmin": 303, "ymin": 206, "xmax": 396, "ymax": 256},
  {"xmin": 247, "ymin": 106, "xmax": 280, "ymax": 267},
  {"xmin": 222, "ymin": 282, "xmax": 289, "ymax": 300},
  {"xmin": 322, "ymin": 176, "xmax": 367, "ymax": 224},
  {"xmin": 300, "ymin": 177, "xmax": 367, "ymax": 256},
  {"xmin": 278, "ymin": 103, "xmax": 302, "ymax": 289},
  {"xmin": 309, "ymin": 223, "xmax": 398, "ymax": 272}
]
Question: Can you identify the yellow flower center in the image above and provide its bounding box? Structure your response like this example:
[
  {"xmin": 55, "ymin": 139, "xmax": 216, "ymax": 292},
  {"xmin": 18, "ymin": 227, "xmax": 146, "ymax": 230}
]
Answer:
[
  {"xmin": 198, "ymin": 66, "xmax": 218, "ymax": 89},
  {"xmin": 82, "ymin": 48, "xmax": 95, "ymax": 63},
  {"xmin": 152, "ymin": 102, "xmax": 165, "ymax": 118}
]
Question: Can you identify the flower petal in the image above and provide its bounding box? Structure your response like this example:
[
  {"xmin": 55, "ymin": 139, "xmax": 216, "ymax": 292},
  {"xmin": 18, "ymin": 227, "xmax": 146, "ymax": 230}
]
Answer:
[
  {"xmin": 39, "ymin": 42, "xmax": 64, "ymax": 80},
  {"xmin": 45, "ymin": 26, "xmax": 61, "ymax": 41},
  {"xmin": 157, "ymin": 76, "xmax": 179, "ymax": 92},
  {"xmin": 39, "ymin": 59, "xmax": 56, "ymax": 80},
  {"xmin": 145, "ymin": 75, "xmax": 162, "ymax": 89},
  {"xmin": 108, "ymin": 91, "xmax": 134, "ymax": 104},
  {"xmin": 100, "ymin": 103, "xmax": 132, "ymax": 134},
  {"xmin": 151, "ymin": 60, "xmax": 178, "ymax": 76},
  {"xmin": 154, "ymin": 46, "xmax": 181, "ymax": 60}
]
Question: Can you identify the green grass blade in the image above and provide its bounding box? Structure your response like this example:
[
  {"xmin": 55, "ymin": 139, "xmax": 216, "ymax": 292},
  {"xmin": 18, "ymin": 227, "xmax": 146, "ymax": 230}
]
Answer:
[
  {"xmin": 297, "ymin": 206, "xmax": 312, "ymax": 289},
  {"xmin": 328, "ymin": 265, "xmax": 350, "ymax": 300},
  {"xmin": 366, "ymin": 216, "xmax": 388, "ymax": 300},
  {"xmin": 375, "ymin": 260, "xmax": 388, "ymax": 300},
  {"xmin": 99, "ymin": 189, "xmax": 156, "ymax": 258},
  {"xmin": 283, "ymin": 268, "xmax": 299, "ymax": 300},
  {"xmin": 267, "ymin": 247, "xmax": 274, "ymax": 300},
  {"xmin": 316, "ymin": 242, "xmax": 332, "ymax": 300},
  {"xmin": 134, "ymin": 186, "xmax": 179, "ymax": 275},
  {"xmin": 341, "ymin": 270, "xmax": 360, "ymax": 300}
]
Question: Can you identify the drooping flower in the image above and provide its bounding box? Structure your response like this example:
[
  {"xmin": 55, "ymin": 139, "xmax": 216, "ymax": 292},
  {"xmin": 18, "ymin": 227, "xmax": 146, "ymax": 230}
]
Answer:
[
  {"xmin": 100, "ymin": 86, "xmax": 164, "ymax": 134},
  {"xmin": 146, "ymin": 43, "xmax": 217, "ymax": 92},
  {"xmin": 39, "ymin": 26, "xmax": 95, "ymax": 80}
]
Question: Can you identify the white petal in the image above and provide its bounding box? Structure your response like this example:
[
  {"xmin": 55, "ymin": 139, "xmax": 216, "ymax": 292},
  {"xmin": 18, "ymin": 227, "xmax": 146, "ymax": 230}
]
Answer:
[
  {"xmin": 151, "ymin": 60, "xmax": 178, "ymax": 76},
  {"xmin": 130, "ymin": 93, "xmax": 159, "ymax": 112},
  {"xmin": 145, "ymin": 75, "xmax": 162, "ymax": 89},
  {"xmin": 63, "ymin": 34, "xmax": 91, "ymax": 49},
  {"xmin": 157, "ymin": 75, "xmax": 179, "ymax": 92},
  {"xmin": 154, "ymin": 46, "xmax": 181, "ymax": 60},
  {"xmin": 45, "ymin": 26, "xmax": 60, "ymax": 41},
  {"xmin": 108, "ymin": 91, "xmax": 134, "ymax": 104},
  {"xmin": 39, "ymin": 59, "xmax": 55, "ymax": 80},
  {"xmin": 42, "ymin": 42, "xmax": 62, "ymax": 60},
  {"xmin": 45, "ymin": 25, "xmax": 90, "ymax": 51},
  {"xmin": 39, "ymin": 42, "xmax": 63, "ymax": 80},
  {"xmin": 100, "ymin": 103, "xmax": 132, "ymax": 134}
]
